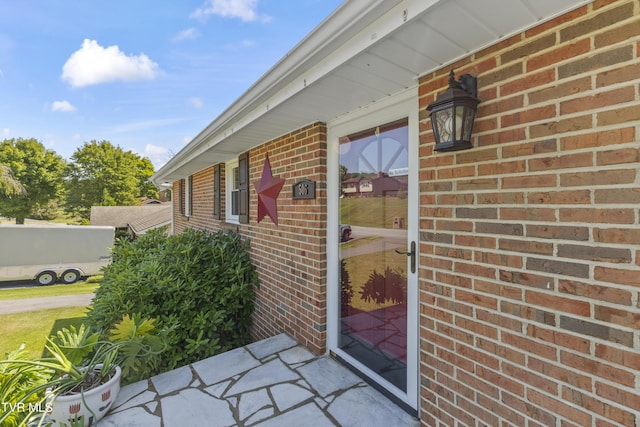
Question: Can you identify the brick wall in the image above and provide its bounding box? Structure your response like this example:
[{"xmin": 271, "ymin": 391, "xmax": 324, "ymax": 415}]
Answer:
[
  {"xmin": 247, "ymin": 123, "xmax": 328, "ymax": 354},
  {"xmin": 172, "ymin": 123, "xmax": 328, "ymax": 354},
  {"xmin": 417, "ymin": 1, "xmax": 640, "ymax": 426},
  {"xmin": 172, "ymin": 166, "xmax": 217, "ymax": 234}
]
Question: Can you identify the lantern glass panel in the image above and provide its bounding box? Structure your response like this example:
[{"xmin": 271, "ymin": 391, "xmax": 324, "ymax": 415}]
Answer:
[
  {"xmin": 454, "ymin": 106, "xmax": 465, "ymax": 140},
  {"xmin": 435, "ymin": 109, "xmax": 453, "ymax": 143},
  {"xmin": 463, "ymin": 109, "xmax": 476, "ymax": 141}
]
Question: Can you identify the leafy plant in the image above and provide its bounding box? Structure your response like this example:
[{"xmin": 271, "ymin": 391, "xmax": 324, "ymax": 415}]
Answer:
[
  {"xmin": 0, "ymin": 138, "xmax": 67, "ymax": 224},
  {"xmin": 340, "ymin": 259, "xmax": 353, "ymax": 317},
  {"xmin": 87, "ymin": 228, "xmax": 259, "ymax": 376},
  {"xmin": 64, "ymin": 140, "xmax": 157, "ymax": 220},
  {"xmin": 359, "ymin": 266, "xmax": 407, "ymax": 305},
  {"xmin": 0, "ymin": 164, "xmax": 27, "ymax": 198},
  {"xmin": 0, "ymin": 314, "xmax": 167, "ymax": 426},
  {"xmin": 0, "ymin": 345, "xmax": 51, "ymax": 427},
  {"xmin": 48, "ymin": 324, "xmax": 98, "ymax": 366}
]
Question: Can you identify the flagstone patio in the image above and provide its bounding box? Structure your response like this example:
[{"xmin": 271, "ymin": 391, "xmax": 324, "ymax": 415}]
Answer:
[{"xmin": 99, "ymin": 333, "xmax": 419, "ymax": 426}]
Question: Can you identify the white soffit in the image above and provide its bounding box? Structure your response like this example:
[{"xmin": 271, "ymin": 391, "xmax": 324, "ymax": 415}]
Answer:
[{"xmin": 154, "ymin": 0, "xmax": 592, "ymax": 184}]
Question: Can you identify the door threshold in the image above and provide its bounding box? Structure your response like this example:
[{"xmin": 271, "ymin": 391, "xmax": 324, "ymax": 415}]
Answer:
[{"xmin": 329, "ymin": 350, "xmax": 419, "ymax": 418}]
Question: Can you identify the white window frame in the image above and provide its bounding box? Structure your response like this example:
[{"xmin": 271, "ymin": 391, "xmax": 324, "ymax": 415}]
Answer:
[
  {"xmin": 225, "ymin": 159, "xmax": 240, "ymax": 224},
  {"xmin": 185, "ymin": 176, "xmax": 192, "ymax": 217}
]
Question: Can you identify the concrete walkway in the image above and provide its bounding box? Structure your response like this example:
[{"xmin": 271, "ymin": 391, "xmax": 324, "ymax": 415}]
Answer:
[
  {"xmin": 0, "ymin": 293, "xmax": 94, "ymax": 314},
  {"xmin": 100, "ymin": 333, "xmax": 419, "ymax": 427}
]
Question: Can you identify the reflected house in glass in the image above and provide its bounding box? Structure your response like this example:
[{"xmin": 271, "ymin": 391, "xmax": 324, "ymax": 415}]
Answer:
[
  {"xmin": 341, "ymin": 173, "xmax": 407, "ymax": 198},
  {"xmin": 151, "ymin": 1, "xmax": 640, "ymax": 425},
  {"xmin": 341, "ymin": 176, "xmax": 364, "ymax": 196},
  {"xmin": 370, "ymin": 173, "xmax": 407, "ymax": 198}
]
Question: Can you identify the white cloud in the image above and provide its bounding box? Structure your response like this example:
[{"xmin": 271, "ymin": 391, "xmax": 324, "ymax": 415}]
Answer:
[
  {"xmin": 61, "ymin": 39, "xmax": 161, "ymax": 88},
  {"xmin": 2, "ymin": 128, "xmax": 9, "ymax": 136},
  {"xmin": 41, "ymin": 134, "xmax": 56, "ymax": 150},
  {"xmin": 144, "ymin": 144, "xmax": 171, "ymax": 168},
  {"xmin": 172, "ymin": 28, "xmax": 200, "ymax": 43},
  {"xmin": 51, "ymin": 100, "xmax": 77, "ymax": 112},
  {"xmin": 145, "ymin": 143, "xmax": 169, "ymax": 156},
  {"xmin": 191, "ymin": 0, "xmax": 271, "ymax": 23},
  {"xmin": 112, "ymin": 118, "xmax": 186, "ymax": 134},
  {"xmin": 188, "ymin": 97, "xmax": 204, "ymax": 109},
  {"xmin": 224, "ymin": 39, "xmax": 257, "ymax": 51}
]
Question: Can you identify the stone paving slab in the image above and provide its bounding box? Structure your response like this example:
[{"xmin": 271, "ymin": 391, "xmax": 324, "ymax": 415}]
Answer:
[{"xmin": 101, "ymin": 333, "xmax": 420, "ymax": 426}]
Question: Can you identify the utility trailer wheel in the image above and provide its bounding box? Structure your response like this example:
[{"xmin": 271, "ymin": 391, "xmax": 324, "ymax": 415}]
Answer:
[
  {"xmin": 36, "ymin": 271, "xmax": 57, "ymax": 286},
  {"xmin": 61, "ymin": 270, "xmax": 80, "ymax": 284}
]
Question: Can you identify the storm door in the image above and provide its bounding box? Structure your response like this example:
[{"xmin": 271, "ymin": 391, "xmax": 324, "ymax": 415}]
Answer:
[{"xmin": 327, "ymin": 90, "xmax": 419, "ymax": 410}]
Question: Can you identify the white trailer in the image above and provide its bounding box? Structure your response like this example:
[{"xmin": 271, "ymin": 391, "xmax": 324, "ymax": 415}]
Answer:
[{"xmin": 0, "ymin": 225, "xmax": 115, "ymax": 285}]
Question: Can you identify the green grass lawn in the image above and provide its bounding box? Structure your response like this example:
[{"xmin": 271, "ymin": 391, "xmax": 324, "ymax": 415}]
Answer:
[
  {"xmin": 0, "ymin": 280, "xmax": 97, "ymax": 359},
  {"xmin": 340, "ymin": 196, "xmax": 407, "ymax": 228},
  {"xmin": 340, "ymin": 236, "xmax": 380, "ymax": 249},
  {"xmin": 0, "ymin": 306, "xmax": 89, "ymax": 359},
  {"xmin": 0, "ymin": 281, "xmax": 98, "ymax": 300}
]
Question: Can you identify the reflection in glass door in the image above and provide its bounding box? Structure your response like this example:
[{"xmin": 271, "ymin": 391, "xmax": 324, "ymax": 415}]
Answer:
[{"xmin": 338, "ymin": 118, "xmax": 410, "ymax": 391}]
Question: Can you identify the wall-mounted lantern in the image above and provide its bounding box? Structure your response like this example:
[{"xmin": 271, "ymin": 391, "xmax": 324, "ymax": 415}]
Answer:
[{"xmin": 427, "ymin": 70, "xmax": 480, "ymax": 152}]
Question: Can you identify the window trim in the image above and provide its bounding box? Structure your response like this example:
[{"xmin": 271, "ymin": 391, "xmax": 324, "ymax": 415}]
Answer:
[
  {"xmin": 186, "ymin": 175, "xmax": 193, "ymax": 217},
  {"xmin": 179, "ymin": 179, "xmax": 186, "ymax": 216},
  {"xmin": 213, "ymin": 164, "xmax": 221, "ymax": 220},
  {"xmin": 225, "ymin": 153, "xmax": 249, "ymax": 224},
  {"xmin": 225, "ymin": 159, "xmax": 240, "ymax": 224},
  {"xmin": 238, "ymin": 152, "xmax": 249, "ymax": 224}
]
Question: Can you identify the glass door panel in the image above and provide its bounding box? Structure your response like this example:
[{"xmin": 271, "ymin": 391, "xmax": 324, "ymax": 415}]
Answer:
[{"xmin": 338, "ymin": 118, "xmax": 409, "ymax": 391}]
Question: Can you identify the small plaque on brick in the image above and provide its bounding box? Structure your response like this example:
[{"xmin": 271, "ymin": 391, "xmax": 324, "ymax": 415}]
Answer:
[{"xmin": 292, "ymin": 179, "xmax": 316, "ymax": 200}]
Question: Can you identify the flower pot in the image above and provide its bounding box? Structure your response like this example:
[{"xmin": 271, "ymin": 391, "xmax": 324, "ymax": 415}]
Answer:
[{"xmin": 47, "ymin": 365, "xmax": 121, "ymax": 427}]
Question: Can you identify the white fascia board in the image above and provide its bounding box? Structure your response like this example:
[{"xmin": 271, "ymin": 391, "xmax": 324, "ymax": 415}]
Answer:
[{"xmin": 262, "ymin": 0, "xmax": 440, "ymax": 108}]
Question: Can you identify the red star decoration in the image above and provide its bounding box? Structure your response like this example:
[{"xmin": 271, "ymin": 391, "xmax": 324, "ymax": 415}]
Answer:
[{"xmin": 254, "ymin": 154, "xmax": 285, "ymax": 225}]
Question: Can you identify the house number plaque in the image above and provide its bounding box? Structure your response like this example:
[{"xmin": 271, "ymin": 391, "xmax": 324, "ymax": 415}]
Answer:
[{"xmin": 292, "ymin": 179, "xmax": 316, "ymax": 200}]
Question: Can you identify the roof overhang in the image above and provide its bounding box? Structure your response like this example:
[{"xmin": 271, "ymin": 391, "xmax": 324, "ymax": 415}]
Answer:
[{"xmin": 153, "ymin": 0, "xmax": 593, "ymax": 185}]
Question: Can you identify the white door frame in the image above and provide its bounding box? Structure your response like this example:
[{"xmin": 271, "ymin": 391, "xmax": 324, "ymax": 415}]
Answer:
[{"xmin": 326, "ymin": 86, "xmax": 419, "ymax": 410}]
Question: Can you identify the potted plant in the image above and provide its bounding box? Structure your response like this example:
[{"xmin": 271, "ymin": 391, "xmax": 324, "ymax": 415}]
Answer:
[{"xmin": 0, "ymin": 314, "xmax": 168, "ymax": 427}]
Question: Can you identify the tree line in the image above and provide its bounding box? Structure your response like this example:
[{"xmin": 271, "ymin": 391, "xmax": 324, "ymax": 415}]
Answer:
[{"xmin": 0, "ymin": 138, "xmax": 158, "ymax": 224}]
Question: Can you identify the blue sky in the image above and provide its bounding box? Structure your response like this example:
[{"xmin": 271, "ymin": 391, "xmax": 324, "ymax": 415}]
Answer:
[{"xmin": 0, "ymin": 0, "xmax": 342, "ymax": 168}]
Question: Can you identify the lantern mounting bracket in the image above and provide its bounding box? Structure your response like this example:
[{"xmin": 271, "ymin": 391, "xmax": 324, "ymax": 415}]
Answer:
[{"xmin": 455, "ymin": 72, "xmax": 478, "ymax": 98}]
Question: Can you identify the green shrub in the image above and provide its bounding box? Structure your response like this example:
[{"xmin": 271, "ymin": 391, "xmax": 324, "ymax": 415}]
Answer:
[
  {"xmin": 0, "ymin": 345, "xmax": 51, "ymax": 427},
  {"xmin": 86, "ymin": 228, "xmax": 259, "ymax": 377}
]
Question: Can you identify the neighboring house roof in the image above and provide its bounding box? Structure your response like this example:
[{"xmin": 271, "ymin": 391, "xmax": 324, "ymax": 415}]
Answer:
[
  {"xmin": 342, "ymin": 177, "xmax": 362, "ymax": 184},
  {"xmin": 128, "ymin": 208, "xmax": 172, "ymax": 236},
  {"xmin": 152, "ymin": 0, "xmax": 590, "ymax": 185},
  {"xmin": 90, "ymin": 205, "xmax": 171, "ymax": 233}
]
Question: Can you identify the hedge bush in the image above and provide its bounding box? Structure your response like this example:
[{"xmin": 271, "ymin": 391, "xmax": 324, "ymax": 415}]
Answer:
[{"xmin": 86, "ymin": 228, "xmax": 259, "ymax": 378}]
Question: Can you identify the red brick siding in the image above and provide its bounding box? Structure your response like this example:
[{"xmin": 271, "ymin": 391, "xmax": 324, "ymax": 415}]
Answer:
[
  {"xmin": 418, "ymin": 1, "xmax": 639, "ymax": 426},
  {"xmin": 247, "ymin": 123, "xmax": 328, "ymax": 354},
  {"xmin": 173, "ymin": 167, "xmax": 217, "ymax": 233},
  {"xmin": 171, "ymin": 123, "xmax": 327, "ymax": 354}
]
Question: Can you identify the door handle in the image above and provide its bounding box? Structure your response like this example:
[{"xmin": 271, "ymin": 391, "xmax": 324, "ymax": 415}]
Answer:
[{"xmin": 395, "ymin": 241, "xmax": 416, "ymax": 274}]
